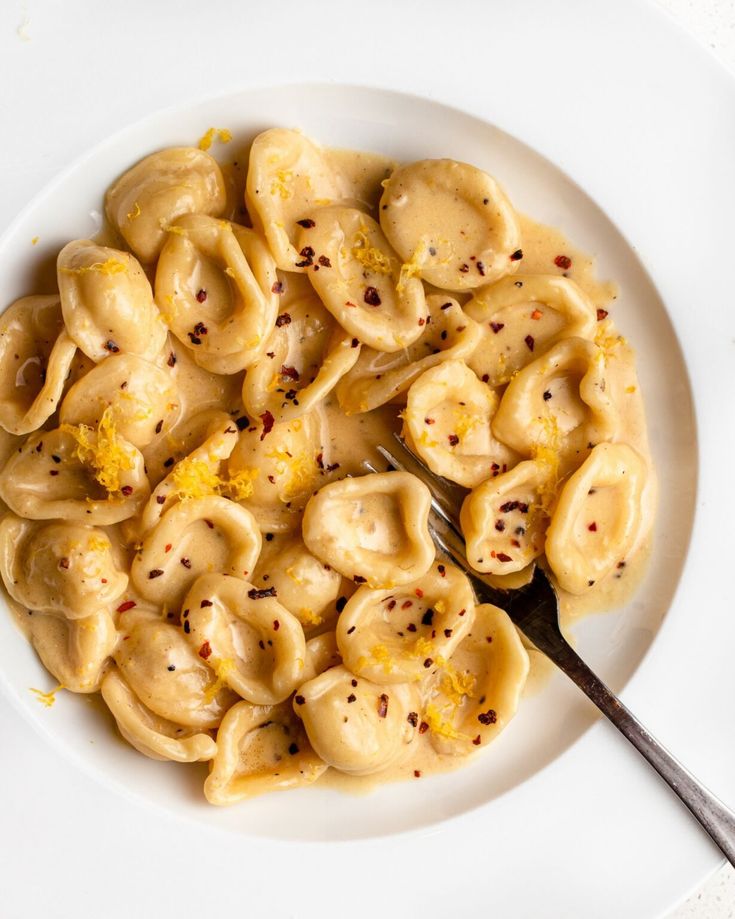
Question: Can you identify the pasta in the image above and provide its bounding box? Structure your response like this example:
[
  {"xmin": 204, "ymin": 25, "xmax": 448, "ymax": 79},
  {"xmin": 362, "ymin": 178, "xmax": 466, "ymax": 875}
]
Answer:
[{"xmin": 0, "ymin": 125, "xmax": 655, "ymax": 805}]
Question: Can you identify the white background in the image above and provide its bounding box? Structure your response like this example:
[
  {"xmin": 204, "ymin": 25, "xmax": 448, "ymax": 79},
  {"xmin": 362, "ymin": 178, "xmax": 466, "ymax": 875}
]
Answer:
[{"xmin": 0, "ymin": 0, "xmax": 734, "ymax": 916}]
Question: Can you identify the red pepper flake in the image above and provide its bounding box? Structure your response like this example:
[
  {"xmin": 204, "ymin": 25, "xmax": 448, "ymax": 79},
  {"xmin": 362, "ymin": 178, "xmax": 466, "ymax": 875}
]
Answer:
[
  {"xmin": 364, "ymin": 286, "xmax": 381, "ymax": 306},
  {"xmin": 472, "ymin": 734, "xmax": 482, "ymax": 745},
  {"xmin": 424, "ymin": 417, "xmax": 435, "ymax": 425},
  {"xmin": 247, "ymin": 587, "xmax": 277, "ymax": 600},
  {"xmin": 259, "ymin": 410, "xmax": 275, "ymax": 440},
  {"xmin": 271, "ymin": 281, "xmax": 284, "ymax": 294},
  {"xmin": 511, "ymin": 538, "xmax": 521, "ymax": 548},
  {"xmin": 617, "ymin": 560, "xmax": 626, "ymax": 569},
  {"xmin": 315, "ymin": 452, "xmax": 324, "ymax": 470},
  {"xmin": 198, "ymin": 641, "xmax": 212, "ymax": 660},
  {"xmin": 204, "ymin": 519, "xmax": 214, "ymax": 529},
  {"xmin": 418, "ymin": 317, "xmax": 425, "ymax": 326},
  {"xmin": 354, "ymin": 575, "xmax": 367, "ymax": 584},
  {"xmin": 288, "ymin": 742, "xmax": 299, "ymax": 755},
  {"xmin": 524, "ymin": 334, "xmax": 535, "ymax": 352},
  {"xmin": 496, "ymin": 553, "xmax": 513, "ymax": 563},
  {"xmin": 280, "ymin": 364, "xmax": 300, "ymax": 381},
  {"xmin": 326, "ymin": 462, "xmax": 340, "ymax": 473},
  {"xmin": 180, "ymin": 557, "xmax": 191, "ymax": 568},
  {"xmin": 444, "ymin": 628, "xmax": 453, "ymax": 638},
  {"xmin": 402, "ymin": 600, "xmax": 413, "ymax": 609},
  {"xmin": 458, "ymin": 608, "xmax": 466, "ymax": 616},
  {"xmin": 530, "ymin": 308, "xmax": 543, "ymax": 320},
  {"xmin": 104, "ymin": 340, "xmax": 120, "ymax": 353},
  {"xmin": 407, "ymin": 623, "xmax": 417, "ymax": 632},
  {"xmin": 414, "ymin": 770, "xmax": 422, "ymax": 778},
  {"xmin": 588, "ymin": 522, "xmax": 598, "ymax": 531},
  {"xmin": 318, "ymin": 255, "xmax": 331, "ymax": 267},
  {"xmin": 351, "ymin": 679, "xmax": 358, "ymax": 687},
  {"xmin": 495, "ymin": 520, "xmax": 505, "ymax": 532},
  {"xmin": 294, "ymin": 694, "xmax": 306, "ymax": 705},
  {"xmin": 296, "ymin": 218, "xmax": 315, "ymax": 228},
  {"xmin": 347, "ymin": 693, "xmax": 357, "ymax": 703},
  {"xmin": 164, "ymin": 543, "xmax": 172, "ymax": 553},
  {"xmin": 273, "ymin": 619, "xmax": 280, "ymax": 631},
  {"xmin": 437, "ymin": 564, "xmax": 446, "ymax": 577},
  {"xmin": 440, "ymin": 302, "xmax": 452, "ymax": 310},
  {"xmin": 167, "ymin": 351, "xmax": 177, "ymax": 367},
  {"xmin": 116, "ymin": 600, "xmax": 136, "ymax": 613},
  {"xmin": 478, "ymin": 709, "xmax": 497, "ymax": 725},
  {"xmin": 421, "ymin": 609, "xmax": 434, "ymax": 626},
  {"xmin": 423, "ymin": 658, "xmax": 433, "ymax": 668},
  {"xmin": 188, "ymin": 332, "xmax": 202, "ymax": 345},
  {"xmin": 275, "ymin": 313, "xmax": 292, "ymax": 327},
  {"xmin": 554, "ymin": 254, "xmax": 572, "ymax": 270},
  {"xmin": 49, "ymin": 470, "xmax": 59, "ymax": 476},
  {"xmin": 407, "ymin": 711, "xmax": 419, "ymax": 727},
  {"xmin": 58, "ymin": 557, "xmax": 70, "ymax": 569},
  {"xmin": 183, "ymin": 620, "xmax": 190, "ymax": 634},
  {"xmin": 414, "ymin": 588, "xmax": 424, "ymax": 599},
  {"xmin": 118, "ymin": 485, "xmax": 132, "ymax": 497},
  {"xmin": 377, "ymin": 693, "xmax": 389, "ymax": 718},
  {"xmin": 196, "ymin": 289, "xmax": 207, "ymax": 303},
  {"xmin": 200, "ymin": 599, "xmax": 213, "ymax": 608},
  {"xmin": 543, "ymin": 390, "xmax": 552, "ymax": 401},
  {"xmin": 448, "ymin": 433, "xmax": 459, "ymax": 446},
  {"xmin": 155, "ymin": 419, "xmax": 164, "ymax": 435},
  {"xmin": 510, "ymin": 249, "xmax": 523, "ymax": 261},
  {"xmin": 299, "ymin": 245, "xmax": 315, "ymax": 260},
  {"xmin": 148, "ymin": 569, "xmax": 164, "ymax": 579},
  {"xmin": 459, "ymin": 263, "xmax": 470, "ymax": 273},
  {"xmin": 476, "ymin": 260, "xmax": 486, "ymax": 276},
  {"xmin": 419, "ymin": 721, "xmax": 429, "ymax": 734},
  {"xmin": 351, "ymin": 338, "xmax": 359, "ymax": 348},
  {"xmin": 387, "ymin": 599, "xmax": 397, "ymax": 611},
  {"xmin": 51, "ymin": 454, "xmax": 61, "ymax": 463},
  {"xmin": 194, "ymin": 321, "xmax": 208, "ymax": 336},
  {"xmin": 596, "ymin": 308, "xmax": 609, "ymax": 321},
  {"xmin": 490, "ymin": 322, "xmax": 505, "ymax": 334}
]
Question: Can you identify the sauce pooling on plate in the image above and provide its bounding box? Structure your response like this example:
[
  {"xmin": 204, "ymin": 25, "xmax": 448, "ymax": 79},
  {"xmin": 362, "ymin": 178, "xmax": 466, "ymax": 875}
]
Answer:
[{"xmin": 0, "ymin": 127, "xmax": 655, "ymax": 802}]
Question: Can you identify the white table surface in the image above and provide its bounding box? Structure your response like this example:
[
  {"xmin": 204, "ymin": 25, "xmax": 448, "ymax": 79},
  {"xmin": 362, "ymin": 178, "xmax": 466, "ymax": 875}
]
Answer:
[
  {"xmin": 654, "ymin": 3, "xmax": 735, "ymax": 913},
  {"xmin": 0, "ymin": 0, "xmax": 733, "ymax": 916}
]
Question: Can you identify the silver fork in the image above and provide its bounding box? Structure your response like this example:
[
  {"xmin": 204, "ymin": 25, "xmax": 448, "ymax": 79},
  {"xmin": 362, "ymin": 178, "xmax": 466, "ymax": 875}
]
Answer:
[{"xmin": 373, "ymin": 435, "xmax": 735, "ymax": 866}]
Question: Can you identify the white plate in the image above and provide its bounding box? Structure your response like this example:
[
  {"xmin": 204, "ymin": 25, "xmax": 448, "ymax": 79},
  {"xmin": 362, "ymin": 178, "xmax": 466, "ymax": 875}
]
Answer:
[{"xmin": 0, "ymin": 2, "xmax": 733, "ymax": 916}]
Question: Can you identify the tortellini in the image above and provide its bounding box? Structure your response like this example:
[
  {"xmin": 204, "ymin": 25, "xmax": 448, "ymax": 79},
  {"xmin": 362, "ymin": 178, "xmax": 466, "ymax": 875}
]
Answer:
[
  {"xmin": 57, "ymin": 240, "xmax": 167, "ymax": 362},
  {"xmin": 336, "ymin": 561, "xmax": 476, "ymax": 684},
  {"xmin": 204, "ymin": 700, "xmax": 327, "ymax": 804},
  {"xmin": 242, "ymin": 292, "xmax": 360, "ymax": 423},
  {"xmin": 545, "ymin": 443, "xmax": 648, "ymax": 594},
  {"xmin": 246, "ymin": 128, "xmax": 344, "ymax": 272},
  {"xmin": 404, "ymin": 360, "xmax": 518, "ymax": 488},
  {"xmin": 155, "ymin": 216, "xmax": 279, "ymax": 373},
  {"xmin": 422, "ymin": 604, "xmax": 529, "ymax": 756},
  {"xmin": 492, "ymin": 337, "xmax": 617, "ymax": 466},
  {"xmin": 295, "ymin": 665, "xmax": 421, "ymax": 775},
  {"xmin": 379, "ymin": 159, "xmax": 522, "ymax": 291},
  {"xmin": 60, "ymin": 353, "xmax": 179, "ymax": 449},
  {"xmin": 335, "ymin": 294, "xmax": 483, "ymax": 414},
  {"xmin": 0, "ymin": 295, "xmax": 77, "ymax": 435},
  {"xmin": 114, "ymin": 615, "xmax": 238, "ymax": 729},
  {"xmin": 227, "ymin": 410, "xmax": 324, "ymax": 532},
  {"xmin": 296, "ymin": 207, "xmax": 428, "ymax": 352},
  {"xmin": 302, "ymin": 472, "xmax": 435, "ymax": 588},
  {"xmin": 464, "ymin": 275, "xmax": 597, "ymax": 387},
  {"xmin": 130, "ymin": 496, "xmax": 262, "ymax": 608},
  {"xmin": 0, "ymin": 516, "xmax": 127, "ymax": 618},
  {"xmin": 0, "ymin": 426, "xmax": 149, "ymax": 524},
  {"xmin": 105, "ymin": 146, "xmax": 227, "ymax": 264},
  {"xmin": 30, "ymin": 609, "xmax": 117, "ymax": 693},
  {"xmin": 101, "ymin": 668, "xmax": 217, "ymax": 763},
  {"xmin": 252, "ymin": 535, "xmax": 342, "ymax": 632},
  {"xmin": 181, "ymin": 573, "xmax": 307, "ymax": 705},
  {"xmin": 460, "ymin": 459, "xmax": 555, "ymax": 575}
]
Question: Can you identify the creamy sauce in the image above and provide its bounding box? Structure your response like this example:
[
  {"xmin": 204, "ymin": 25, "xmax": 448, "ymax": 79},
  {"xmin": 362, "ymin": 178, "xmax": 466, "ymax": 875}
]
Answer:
[{"xmin": 0, "ymin": 130, "xmax": 655, "ymax": 801}]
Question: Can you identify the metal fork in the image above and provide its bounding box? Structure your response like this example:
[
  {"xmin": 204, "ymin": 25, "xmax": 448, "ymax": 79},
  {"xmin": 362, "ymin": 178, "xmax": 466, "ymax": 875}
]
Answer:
[{"xmin": 373, "ymin": 435, "xmax": 735, "ymax": 866}]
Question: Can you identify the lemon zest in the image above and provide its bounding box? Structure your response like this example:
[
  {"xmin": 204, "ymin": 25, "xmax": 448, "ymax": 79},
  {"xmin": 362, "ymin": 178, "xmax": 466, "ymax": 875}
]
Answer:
[
  {"xmin": 299, "ymin": 607, "xmax": 323, "ymax": 627},
  {"xmin": 203, "ymin": 657, "xmax": 235, "ymax": 703},
  {"xmin": 397, "ymin": 240, "xmax": 428, "ymax": 293},
  {"xmin": 126, "ymin": 202, "xmax": 142, "ymax": 222},
  {"xmin": 454, "ymin": 411, "xmax": 481, "ymax": 440},
  {"xmin": 424, "ymin": 702, "xmax": 467, "ymax": 741},
  {"xmin": 412, "ymin": 636, "xmax": 434, "ymax": 659},
  {"xmin": 31, "ymin": 236, "xmax": 39, "ymax": 246},
  {"xmin": 197, "ymin": 127, "xmax": 232, "ymax": 151},
  {"xmin": 270, "ymin": 169, "xmax": 293, "ymax": 199},
  {"xmin": 370, "ymin": 643, "xmax": 393, "ymax": 674},
  {"xmin": 60, "ymin": 258, "xmax": 127, "ymax": 277},
  {"xmin": 60, "ymin": 407, "xmax": 135, "ymax": 494},
  {"xmin": 30, "ymin": 684, "xmax": 64, "ymax": 708},
  {"xmin": 351, "ymin": 228, "xmax": 393, "ymax": 275}
]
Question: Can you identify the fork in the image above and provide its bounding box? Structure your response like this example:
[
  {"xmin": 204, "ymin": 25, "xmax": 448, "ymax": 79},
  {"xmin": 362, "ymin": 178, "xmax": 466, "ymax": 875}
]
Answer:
[{"xmin": 373, "ymin": 435, "xmax": 735, "ymax": 867}]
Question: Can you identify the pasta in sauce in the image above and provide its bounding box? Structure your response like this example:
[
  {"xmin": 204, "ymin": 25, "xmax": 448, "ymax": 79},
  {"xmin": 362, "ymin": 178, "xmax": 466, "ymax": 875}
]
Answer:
[{"xmin": 0, "ymin": 127, "xmax": 656, "ymax": 803}]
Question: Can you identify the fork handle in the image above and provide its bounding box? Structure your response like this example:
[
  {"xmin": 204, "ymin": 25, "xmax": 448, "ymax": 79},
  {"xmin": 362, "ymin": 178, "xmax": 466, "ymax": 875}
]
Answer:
[{"xmin": 543, "ymin": 636, "xmax": 735, "ymax": 866}]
